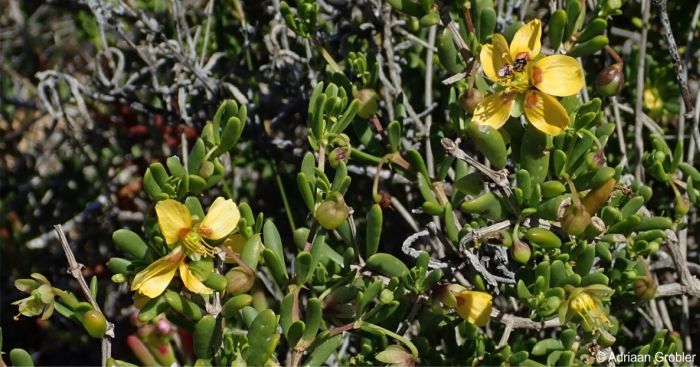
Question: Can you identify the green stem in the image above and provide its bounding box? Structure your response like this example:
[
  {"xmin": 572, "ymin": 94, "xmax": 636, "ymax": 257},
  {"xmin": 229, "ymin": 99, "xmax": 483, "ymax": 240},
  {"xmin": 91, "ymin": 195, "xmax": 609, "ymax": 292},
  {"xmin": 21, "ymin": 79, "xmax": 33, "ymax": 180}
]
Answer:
[{"xmin": 357, "ymin": 321, "xmax": 419, "ymax": 359}]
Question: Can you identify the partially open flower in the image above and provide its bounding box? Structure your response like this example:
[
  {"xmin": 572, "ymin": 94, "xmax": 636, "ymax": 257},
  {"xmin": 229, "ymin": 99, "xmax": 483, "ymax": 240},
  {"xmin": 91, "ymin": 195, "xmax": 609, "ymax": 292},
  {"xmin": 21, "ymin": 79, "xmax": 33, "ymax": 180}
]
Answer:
[
  {"xmin": 445, "ymin": 287, "xmax": 493, "ymax": 326},
  {"xmin": 560, "ymin": 285, "xmax": 614, "ymax": 333},
  {"xmin": 12, "ymin": 273, "xmax": 55, "ymax": 320}
]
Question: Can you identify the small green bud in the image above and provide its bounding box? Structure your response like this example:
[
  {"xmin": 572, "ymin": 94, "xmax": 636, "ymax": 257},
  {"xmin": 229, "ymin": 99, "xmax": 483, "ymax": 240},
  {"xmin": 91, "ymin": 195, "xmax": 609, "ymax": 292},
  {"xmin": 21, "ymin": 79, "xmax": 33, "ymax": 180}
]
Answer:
[
  {"xmin": 198, "ymin": 161, "xmax": 215, "ymax": 178},
  {"xmin": 379, "ymin": 289, "xmax": 394, "ymax": 304},
  {"xmin": 512, "ymin": 239, "xmax": 531, "ymax": 264},
  {"xmin": 111, "ymin": 274, "xmax": 127, "ymax": 283},
  {"xmin": 328, "ymin": 147, "xmax": 350, "ymax": 168},
  {"xmin": 674, "ymin": 195, "xmax": 690, "ymax": 218}
]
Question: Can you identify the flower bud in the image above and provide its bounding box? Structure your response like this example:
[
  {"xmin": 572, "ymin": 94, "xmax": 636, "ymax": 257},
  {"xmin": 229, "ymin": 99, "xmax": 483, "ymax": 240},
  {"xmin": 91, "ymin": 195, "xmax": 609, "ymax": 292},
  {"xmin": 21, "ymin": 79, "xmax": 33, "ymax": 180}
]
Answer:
[
  {"xmin": 674, "ymin": 194, "xmax": 690, "ymax": 218},
  {"xmin": 511, "ymin": 238, "xmax": 531, "ymax": 264},
  {"xmin": 315, "ymin": 195, "xmax": 349, "ymax": 230},
  {"xmin": 82, "ymin": 310, "xmax": 108, "ymax": 338},
  {"xmin": 353, "ymin": 88, "xmax": 379, "ymax": 119},
  {"xmin": 111, "ymin": 274, "xmax": 127, "ymax": 283},
  {"xmin": 225, "ymin": 267, "xmax": 254, "ymax": 295},
  {"xmin": 198, "ymin": 161, "xmax": 215, "ymax": 178},
  {"xmin": 328, "ymin": 147, "xmax": 350, "ymax": 168},
  {"xmin": 595, "ymin": 63, "xmax": 624, "ymax": 97},
  {"xmin": 459, "ymin": 89, "xmax": 484, "ymax": 113}
]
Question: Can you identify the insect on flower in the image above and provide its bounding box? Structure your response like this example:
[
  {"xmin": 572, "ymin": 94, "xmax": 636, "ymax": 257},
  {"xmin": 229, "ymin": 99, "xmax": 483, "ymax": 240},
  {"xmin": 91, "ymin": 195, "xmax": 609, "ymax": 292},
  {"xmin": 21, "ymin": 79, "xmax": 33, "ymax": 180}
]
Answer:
[
  {"xmin": 473, "ymin": 19, "xmax": 585, "ymax": 136},
  {"xmin": 131, "ymin": 197, "xmax": 240, "ymax": 298}
]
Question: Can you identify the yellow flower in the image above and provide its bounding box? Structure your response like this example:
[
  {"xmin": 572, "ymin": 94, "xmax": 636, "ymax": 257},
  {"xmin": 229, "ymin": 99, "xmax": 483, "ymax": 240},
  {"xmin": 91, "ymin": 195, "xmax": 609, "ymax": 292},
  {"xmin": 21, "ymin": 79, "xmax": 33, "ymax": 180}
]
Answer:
[
  {"xmin": 560, "ymin": 285, "xmax": 613, "ymax": 332},
  {"xmin": 453, "ymin": 290, "xmax": 493, "ymax": 326},
  {"xmin": 474, "ymin": 19, "xmax": 585, "ymax": 136},
  {"xmin": 132, "ymin": 197, "xmax": 240, "ymax": 298}
]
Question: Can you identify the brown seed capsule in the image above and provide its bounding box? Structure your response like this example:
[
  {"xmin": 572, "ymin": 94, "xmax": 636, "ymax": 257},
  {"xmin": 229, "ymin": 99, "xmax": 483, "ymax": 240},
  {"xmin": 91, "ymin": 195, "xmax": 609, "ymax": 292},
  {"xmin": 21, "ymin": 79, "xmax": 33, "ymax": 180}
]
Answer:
[
  {"xmin": 595, "ymin": 63, "xmax": 624, "ymax": 97},
  {"xmin": 459, "ymin": 89, "xmax": 484, "ymax": 114},
  {"xmin": 225, "ymin": 267, "xmax": 254, "ymax": 295}
]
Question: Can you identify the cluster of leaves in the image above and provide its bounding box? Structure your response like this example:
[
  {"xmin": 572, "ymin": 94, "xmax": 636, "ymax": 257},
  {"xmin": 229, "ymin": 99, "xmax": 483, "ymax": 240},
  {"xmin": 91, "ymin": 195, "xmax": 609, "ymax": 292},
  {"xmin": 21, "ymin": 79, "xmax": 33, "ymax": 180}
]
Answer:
[{"xmin": 3, "ymin": 0, "xmax": 700, "ymax": 366}]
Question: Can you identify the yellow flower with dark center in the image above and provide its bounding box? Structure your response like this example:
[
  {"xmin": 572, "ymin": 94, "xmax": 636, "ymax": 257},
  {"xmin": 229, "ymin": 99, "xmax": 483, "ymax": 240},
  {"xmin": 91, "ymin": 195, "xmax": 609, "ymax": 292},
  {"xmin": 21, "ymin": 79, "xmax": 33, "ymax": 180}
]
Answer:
[
  {"xmin": 131, "ymin": 197, "xmax": 240, "ymax": 298},
  {"xmin": 474, "ymin": 19, "xmax": 585, "ymax": 136}
]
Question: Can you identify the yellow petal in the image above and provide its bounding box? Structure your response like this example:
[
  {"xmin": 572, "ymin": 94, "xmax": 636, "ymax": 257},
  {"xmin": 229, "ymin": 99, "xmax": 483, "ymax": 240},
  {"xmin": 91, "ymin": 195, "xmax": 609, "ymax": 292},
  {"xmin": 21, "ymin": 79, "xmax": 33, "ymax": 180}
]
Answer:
[
  {"xmin": 532, "ymin": 55, "xmax": 584, "ymax": 96},
  {"xmin": 179, "ymin": 261, "xmax": 213, "ymax": 294},
  {"xmin": 472, "ymin": 93, "xmax": 514, "ymax": 129},
  {"xmin": 199, "ymin": 197, "xmax": 240, "ymax": 240},
  {"xmin": 490, "ymin": 34, "xmax": 512, "ymax": 80},
  {"xmin": 510, "ymin": 19, "xmax": 541, "ymax": 61},
  {"xmin": 156, "ymin": 199, "xmax": 192, "ymax": 245},
  {"xmin": 455, "ymin": 290, "xmax": 493, "ymax": 326},
  {"xmin": 524, "ymin": 90, "xmax": 569, "ymax": 136},
  {"xmin": 479, "ymin": 43, "xmax": 499, "ymax": 81},
  {"xmin": 131, "ymin": 248, "xmax": 183, "ymax": 298}
]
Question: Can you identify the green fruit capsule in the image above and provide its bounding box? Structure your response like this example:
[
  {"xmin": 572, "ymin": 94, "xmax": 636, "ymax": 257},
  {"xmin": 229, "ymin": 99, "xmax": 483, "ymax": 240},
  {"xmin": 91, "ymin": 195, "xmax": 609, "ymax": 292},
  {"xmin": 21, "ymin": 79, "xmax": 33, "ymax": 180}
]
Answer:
[
  {"xmin": 82, "ymin": 310, "xmax": 108, "ymax": 338},
  {"xmin": 366, "ymin": 253, "xmax": 410, "ymax": 279},
  {"xmin": 466, "ymin": 122, "xmax": 508, "ymax": 169},
  {"xmin": 315, "ymin": 196, "xmax": 349, "ymax": 230},
  {"xmin": 193, "ymin": 315, "xmax": 217, "ymax": 359},
  {"xmin": 568, "ymin": 35, "xmax": 608, "ymax": 57},
  {"xmin": 525, "ymin": 228, "xmax": 562, "ymax": 249},
  {"xmin": 548, "ymin": 10, "xmax": 567, "ymax": 49}
]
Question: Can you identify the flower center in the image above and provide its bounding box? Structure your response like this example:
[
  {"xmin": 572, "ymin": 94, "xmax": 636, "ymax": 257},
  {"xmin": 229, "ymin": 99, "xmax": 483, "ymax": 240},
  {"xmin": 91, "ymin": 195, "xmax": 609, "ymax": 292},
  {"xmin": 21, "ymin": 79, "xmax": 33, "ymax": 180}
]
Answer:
[
  {"xmin": 570, "ymin": 292, "xmax": 611, "ymax": 331},
  {"xmin": 181, "ymin": 230, "xmax": 216, "ymax": 257}
]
